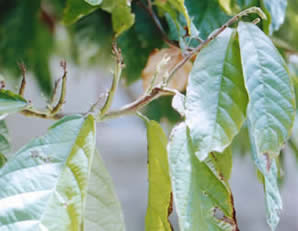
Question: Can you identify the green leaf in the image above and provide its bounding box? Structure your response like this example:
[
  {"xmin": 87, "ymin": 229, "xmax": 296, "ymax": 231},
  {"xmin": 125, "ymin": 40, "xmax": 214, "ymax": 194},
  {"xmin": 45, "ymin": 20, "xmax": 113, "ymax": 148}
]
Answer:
[
  {"xmin": 247, "ymin": 119, "xmax": 282, "ymax": 231},
  {"xmin": 185, "ymin": 28, "xmax": 248, "ymax": 161},
  {"xmin": 64, "ymin": 0, "xmax": 134, "ymax": 36},
  {"xmin": 0, "ymin": 114, "xmax": 96, "ymax": 230},
  {"xmin": 261, "ymin": 0, "xmax": 287, "ymax": 34},
  {"xmin": 185, "ymin": 0, "xmax": 229, "ymax": 39},
  {"xmin": 237, "ymin": 22, "xmax": 295, "ymax": 158},
  {"xmin": 0, "ymin": 90, "xmax": 27, "ymax": 116},
  {"xmin": 167, "ymin": 122, "xmax": 238, "ymax": 231},
  {"xmin": 206, "ymin": 147, "xmax": 233, "ymax": 183},
  {"xmin": 144, "ymin": 119, "xmax": 172, "ymax": 231},
  {"xmin": 84, "ymin": 150, "xmax": 126, "ymax": 230}
]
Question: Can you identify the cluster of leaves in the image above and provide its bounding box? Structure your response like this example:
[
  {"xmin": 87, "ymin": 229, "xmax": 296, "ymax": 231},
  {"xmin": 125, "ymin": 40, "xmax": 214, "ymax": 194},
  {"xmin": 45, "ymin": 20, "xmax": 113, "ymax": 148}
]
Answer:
[{"xmin": 0, "ymin": 0, "xmax": 297, "ymax": 231}]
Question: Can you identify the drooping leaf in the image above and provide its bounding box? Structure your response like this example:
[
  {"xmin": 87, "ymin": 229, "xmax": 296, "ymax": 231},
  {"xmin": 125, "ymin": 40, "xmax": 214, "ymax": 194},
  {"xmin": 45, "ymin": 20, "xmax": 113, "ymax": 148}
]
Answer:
[
  {"xmin": 0, "ymin": 114, "xmax": 96, "ymax": 230},
  {"xmin": 64, "ymin": 0, "xmax": 134, "ymax": 36},
  {"xmin": 185, "ymin": 29, "xmax": 248, "ymax": 161},
  {"xmin": 144, "ymin": 119, "xmax": 172, "ymax": 231},
  {"xmin": 0, "ymin": 90, "xmax": 27, "ymax": 116},
  {"xmin": 261, "ymin": 0, "xmax": 287, "ymax": 34},
  {"xmin": 247, "ymin": 119, "xmax": 282, "ymax": 231},
  {"xmin": 185, "ymin": 0, "xmax": 229, "ymax": 39},
  {"xmin": 84, "ymin": 150, "xmax": 126, "ymax": 230},
  {"xmin": 167, "ymin": 122, "xmax": 238, "ymax": 231},
  {"xmin": 238, "ymin": 22, "xmax": 295, "ymax": 158}
]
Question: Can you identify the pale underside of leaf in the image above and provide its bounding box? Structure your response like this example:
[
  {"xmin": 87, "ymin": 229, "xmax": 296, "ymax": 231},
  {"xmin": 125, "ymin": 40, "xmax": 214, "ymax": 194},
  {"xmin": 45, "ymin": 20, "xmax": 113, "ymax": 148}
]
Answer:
[
  {"xmin": 167, "ymin": 122, "xmax": 238, "ymax": 231},
  {"xmin": 84, "ymin": 150, "xmax": 126, "ymax": 231},
  {"xmin": 0, "ymin": 115, "xmax": 96, "ymax": 231},
  {"xmin": 185, "ymin": 28, "xmax": 248, "ymax": 161},
  {"xmin": 145, "ymin": 120, "xmax": 172, "ymax": 231},
  {"xmin": 238, "ymin": 22, "xmax": 295, "ymax": 157}
]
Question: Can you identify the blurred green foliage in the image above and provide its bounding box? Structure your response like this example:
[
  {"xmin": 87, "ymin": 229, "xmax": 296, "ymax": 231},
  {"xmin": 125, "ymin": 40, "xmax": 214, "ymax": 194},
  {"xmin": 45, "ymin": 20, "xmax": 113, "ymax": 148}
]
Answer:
[{"xmin": 0, "ymin": 0, "xmax": 297, "ymax": 125}]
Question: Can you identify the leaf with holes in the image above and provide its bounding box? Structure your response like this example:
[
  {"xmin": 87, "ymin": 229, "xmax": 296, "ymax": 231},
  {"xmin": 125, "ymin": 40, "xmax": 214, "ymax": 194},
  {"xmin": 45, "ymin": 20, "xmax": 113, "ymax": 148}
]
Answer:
[
  {"xmin": 84, "ymin": 150, "xmax": 126, "ymax": 230},
  {"xmin": 144, "ymin": 119, "xmax": 172, "ymax": 231},
  {"xmin": 0, "ymin": 115, "xmax": 96, "ymax": 230},
  {"xmin": 247, "ymin": 119, "xmax": 282, "ymax": 231},
  {"xmin": 261, "ymin": 0, "xmax": 287, "ymax": 34},
  {"xmin": 167, "ymin": 122, "xmax": 238, "ymax": 231},
  {"xmin": 185, "ymin": 28, "xmax": 248, "ymax": 161},
  {"xmin": 0, "ymin": 90, "xmax": 27, "ymax": 116},
  {"xmin": 238, "ymin": 22, "xmax": 295, "ymax": 158}
]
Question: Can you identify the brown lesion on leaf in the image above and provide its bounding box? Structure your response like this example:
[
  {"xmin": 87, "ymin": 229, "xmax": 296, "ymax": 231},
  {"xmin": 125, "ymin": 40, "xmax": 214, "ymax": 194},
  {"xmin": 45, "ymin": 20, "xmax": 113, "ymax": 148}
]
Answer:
[
  {"xmin": 212, "ymin": 206, "xmax": 239, "ymax": 231},
  {"xmin": 168, "ymin": 192, "xmax": 174, "ymax": 231},
  {"xmin": 30, "ymin": 150, "xmax": 52, "ymax": 163},
  {"xmin": 264, "ymin": 152, "xmax": 272, "ymax": 172}
]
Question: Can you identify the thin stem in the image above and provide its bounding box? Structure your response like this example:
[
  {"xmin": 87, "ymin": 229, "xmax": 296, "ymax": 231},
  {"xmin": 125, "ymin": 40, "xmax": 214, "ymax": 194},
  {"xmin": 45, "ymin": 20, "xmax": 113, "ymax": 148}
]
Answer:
[
  {"xmin": 98, "ymin": 43, "xmax": 123, "ymax": 119},
  {"xmin": 166, "ymin": 6, "xmax": 267, "ymax": 84},
  {"xmin": 136, "ymin": 0, "xmax": 179, "ymax": 48},
  {"xmin": 101, "ymin": 87, "xmax": 176, "ymax": 120},
  {"xmin": 18, "ymin": 62, "xmax": 26, "ymax": 96},
  {"xmin": 49, "ymin": 78, "xmax": 62, "ymax": 106},
  {"xmin": 21, "ymin": 109, "xmax": 71, "ymax": 120},
  {"xmin": 50, "ymin": 60, "xmax": 67, "ymax": 115}
]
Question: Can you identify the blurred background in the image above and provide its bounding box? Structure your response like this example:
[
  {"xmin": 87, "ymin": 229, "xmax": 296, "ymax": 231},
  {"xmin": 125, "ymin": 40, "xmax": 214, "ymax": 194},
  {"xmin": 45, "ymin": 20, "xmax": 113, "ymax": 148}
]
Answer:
[{"xmin": 1, "ymin": 0, "xmax": 298, "ymax": 230}]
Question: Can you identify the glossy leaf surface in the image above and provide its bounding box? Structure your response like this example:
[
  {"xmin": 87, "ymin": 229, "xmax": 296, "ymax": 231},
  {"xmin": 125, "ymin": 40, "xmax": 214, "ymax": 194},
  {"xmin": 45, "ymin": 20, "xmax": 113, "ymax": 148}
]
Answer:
[
  {"xmin": 185, "ymin": 29, "xmax": 248, "ymax": 161},
  {"xmin": 0, "ymin": 115, "xmax": 96, "ymax": 230}
]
